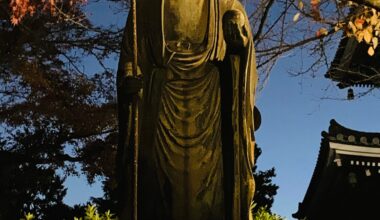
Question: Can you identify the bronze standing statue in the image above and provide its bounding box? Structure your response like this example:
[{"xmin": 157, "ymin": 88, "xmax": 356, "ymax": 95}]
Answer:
[{"xmin": 117, "ymin": 0, "xmax": 259, "ymax": 219}]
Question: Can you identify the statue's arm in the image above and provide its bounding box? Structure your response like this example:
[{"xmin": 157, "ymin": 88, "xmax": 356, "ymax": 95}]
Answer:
[
  {"xmin": 222, "ymin": 9, "xmax": 250, "ymax": 54},
  {"xmin": 117, "ymin": 15, "xmax": 142, "ymax": 99},
  {"xmin": 117, "ymin": 14, "xmax": 133, "ymax": 80},
  {"xmin": 116, "ymin": 14, "xmax": 142, "ymax": 167},
  {"xmin": 223, "ymin": 2, "xmax": 260, "ymax": 133}
]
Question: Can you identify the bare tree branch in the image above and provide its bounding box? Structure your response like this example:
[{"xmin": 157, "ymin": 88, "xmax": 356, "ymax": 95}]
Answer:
[{"xmin": 254, "ymin": 0, "xmax": 275, "ymax": 42}]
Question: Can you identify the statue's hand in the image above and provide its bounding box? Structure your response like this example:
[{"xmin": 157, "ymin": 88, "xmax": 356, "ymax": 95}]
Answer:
[
  {"xmin": 223, "ymin": 10, "xmax": 248, "ymax": 52},
  {"xmin": 125, "ymin": 61, "xmax": 142, "ymax": 78},
  {"xmin": 124, "ymin": 76, "xmax": 143, "ymax": 95},
  {"xmin": 121, "ymin": 62, "xmax": 143, "ymax": 96}
]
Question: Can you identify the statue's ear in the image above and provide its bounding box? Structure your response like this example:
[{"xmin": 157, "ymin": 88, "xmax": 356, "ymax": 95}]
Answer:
[{"xmin": 254, "ymin": 106, "xmax": 261, "ymax": 131}]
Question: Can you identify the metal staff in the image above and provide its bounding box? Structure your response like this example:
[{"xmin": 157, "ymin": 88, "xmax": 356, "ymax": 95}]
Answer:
[{"xmin": 131, "ymin": 0, "xmax": 140, "ymax": 219}]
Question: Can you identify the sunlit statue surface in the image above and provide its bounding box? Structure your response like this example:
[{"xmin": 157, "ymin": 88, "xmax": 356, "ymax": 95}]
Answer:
[{"xmin": 117, "ymin": 0, "xmax": 258, "ymax": 219}]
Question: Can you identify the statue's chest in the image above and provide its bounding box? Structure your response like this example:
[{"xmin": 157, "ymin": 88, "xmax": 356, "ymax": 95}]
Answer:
[{"xmin": 164, "ymin": 0, "xmax": 209, "ymax": 44}]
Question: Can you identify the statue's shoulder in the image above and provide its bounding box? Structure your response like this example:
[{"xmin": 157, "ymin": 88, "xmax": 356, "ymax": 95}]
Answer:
[
  {"xmin": 229, "ymin": 0, "xmax": 245, "ymax": 12},
  {"xmin": 227, "ymin": 0, "xmax": 249, "ymax": 19},
  {"xmin": 226, "ymin": 0, "xmax": 234, "ymax": 9}
]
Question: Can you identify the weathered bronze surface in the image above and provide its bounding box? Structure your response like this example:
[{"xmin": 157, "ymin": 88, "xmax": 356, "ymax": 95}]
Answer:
[{"xmin": 117, "ymin": 1, "xmax": 258, "ymax": 219}]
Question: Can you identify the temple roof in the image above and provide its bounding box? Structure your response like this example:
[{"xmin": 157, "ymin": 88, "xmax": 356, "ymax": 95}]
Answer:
[
  {"xmin": 324, "ymin": 119, "xmax": 380, "ymax": 147},
  {"xmin": 293, "ymin": 120, "xmax": 380, "ymax": 219},
  {"xmin": 325, "ymin": 36, "xmax": 380, "ymax": 88}
]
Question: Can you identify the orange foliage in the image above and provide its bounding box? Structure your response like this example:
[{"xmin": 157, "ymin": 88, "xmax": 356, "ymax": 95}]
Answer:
[
  {"xmin": 310, "ymin": 0, "xmax": 321, "ymax": 20},
  {"xmin": 9, "ymin": 0, "xmax": 84, "ymax": 25},
  {"xmin": 9, "ymin": 0, "xmax": 36, "ymax": 25}
]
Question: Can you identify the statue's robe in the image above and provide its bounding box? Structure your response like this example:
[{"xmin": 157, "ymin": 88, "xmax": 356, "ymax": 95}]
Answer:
[{"xmin": 117, "ymin": 0, "xmax": 258, "ymax": 219}]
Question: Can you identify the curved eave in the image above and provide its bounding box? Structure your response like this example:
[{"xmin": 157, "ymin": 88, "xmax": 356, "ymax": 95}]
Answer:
[
  {"xmin": 292, "ymin": 134, "xmax": 333, "ymax": 219},
  {"xmin": 327, "ymin": 119, "xmax": 380, "ymax": 148}
]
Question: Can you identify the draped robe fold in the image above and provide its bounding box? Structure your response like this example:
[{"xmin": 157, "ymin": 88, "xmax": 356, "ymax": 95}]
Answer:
[{"xmin": 117, "ymin": 0, "xmax": 258, "ymax": 219}]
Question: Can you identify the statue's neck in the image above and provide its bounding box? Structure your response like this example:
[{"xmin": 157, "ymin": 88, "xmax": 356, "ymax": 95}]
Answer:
[{"xmin": 163, "ymin": 0, "xmax": 209, "ymax": 45}]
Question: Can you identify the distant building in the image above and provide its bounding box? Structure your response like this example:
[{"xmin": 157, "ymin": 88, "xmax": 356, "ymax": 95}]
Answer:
[{"xmin": 293, "ymin": 120, "xmax": 380, "ymax": 220}]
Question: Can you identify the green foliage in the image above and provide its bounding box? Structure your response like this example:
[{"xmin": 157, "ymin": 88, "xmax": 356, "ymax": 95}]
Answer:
[
  {"xmin": 20, "ymin": 212, "xmax": 35, "ymax": 220},
  {"xmin": 252, "ymin": 145, "xmax": 279, "ymax": 213},
  {"xmin": 79, "ymin": 204, "xmax": 117, "ymax": 220},
  {"xmin": 20, "ymin": 205, "xmax": 117, "ymax": 220},
  {"xmin": 253, "ymin": 204, "xmax": 286, "ymax": 220},
  {"xmin": 0, "ymin": 152, "xmax": 67, "ymax": 219}
]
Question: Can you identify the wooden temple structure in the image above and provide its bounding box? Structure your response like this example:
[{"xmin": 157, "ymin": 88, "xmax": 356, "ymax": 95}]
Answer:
[
  {"xmin": 293, "ymin": 120, "xmax": 380, "ymax": 220},
  {"xmin": 325, "ymin": 0, "xmax": 380, "ymax": 89},
  {"xmin": 325, "ymin": 36, "xmax": 380, "ymax": 89},
  {"xmin": 325, "ymin": 34, "xmax": 380, "ymax": 89}
]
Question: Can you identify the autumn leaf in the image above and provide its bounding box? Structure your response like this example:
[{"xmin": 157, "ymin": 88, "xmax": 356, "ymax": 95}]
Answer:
[
  {"xmin": 9, "ymin": 0, "xmax": 86, "ymax": 25},
  {"xmin": 293, "ymin": 13, "xmax": 301, "ymax": 22},
  {"xmin": 354, "ymin": 18, "xmax": 365, "ymax": 30},
  {"xmin": 364, "ymin": 28, "xmax": 373, "ymax": 43},
  {"xmin": 334, "ymin": 23, "xmax": 343, "ymax": 32},
  {"xmin": 298, "ymin": 0, "xmax": 304, "ymax": 10},
  {"xmin": 356, "ymin": 31, "xmax": 364, "ymax": 43},
  {"xmin": 368, "ymin": 46, "xmax": 375, "ymax": 56},
  {"xmin": 370, "ymin": 15, "xmax": 378, "ymax": 26},
  {"xmin": 310, "ymin": 0, "xmax": 321, "ymax": 20},
  {"xmin": 349, "ymin": 21, "xmax": 357, "ymax": 33},
  {"xmin": 11, "ymin": 17, "xmax": 19, "ymax": 25},
  {"xmin": 316, "ymin": 28, "xmax": 328, "ymax": 37},
  {"xmin": 310, "ymin": 0, "xmax": 320, "ymax": 6},
  {"xmin": 373, "ymin": 37, "xmax": 378, "ymax": 49}
]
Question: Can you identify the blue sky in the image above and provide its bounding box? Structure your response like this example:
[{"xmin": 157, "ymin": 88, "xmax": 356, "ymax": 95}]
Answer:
[
  {"xmin": 62, "ymin": 1, "xmax": 380, "ymax": 219},
  {"xmin": 255, "ymin": 55, "xmax": 380, "ymax": 218}
]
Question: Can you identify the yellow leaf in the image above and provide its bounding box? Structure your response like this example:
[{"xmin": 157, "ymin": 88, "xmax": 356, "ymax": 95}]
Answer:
[
  {"xmin": 370, "ymin": 15, "xmax": 378, "ymax": 26},
  {"xmin": 368, "ymin": 46, "xmax": 375, "ymax": 56},
  {"xmin": 376, "ymin": 23, "xmax": 380, "ymax": 32},
  {"xmin": 349, "ymin": 21, "xmax": 357, "ymax": 33},
  {"xmin": 298, "ymin": 0, "xmax": 304, "ymax": 9},
  {"xmin": 373, "ymin": 37, "xmax": 378, "ymax": 49},
  {"xmin": 319, "ymin": 27, "xmax": 328, "ymax": 36},
  {"xmin": 364, "ymin": 29, "xmax": 373, "ymax": 44},
  {"xmin": 367, "ymin": 26, "xmax": 373, "ymax": 33},
  {"xmin": 356, "ymin": 31, "xmax": 364, "ymax": 43},
  {"xmin": 293, "ymin": 12, "xmax": 301, "ymax": 22}
]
